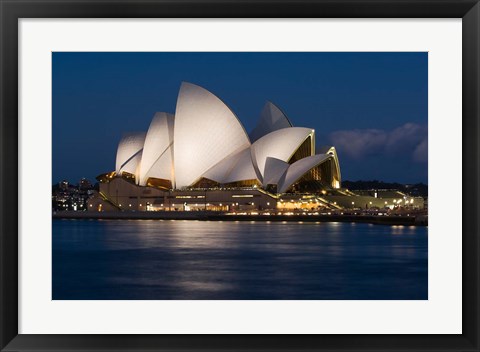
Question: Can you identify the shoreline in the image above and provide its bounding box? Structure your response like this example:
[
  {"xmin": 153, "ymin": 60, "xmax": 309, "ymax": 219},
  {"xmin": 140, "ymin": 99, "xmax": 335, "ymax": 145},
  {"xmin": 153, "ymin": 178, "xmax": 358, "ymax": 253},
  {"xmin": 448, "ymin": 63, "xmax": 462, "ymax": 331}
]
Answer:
[{"xmin": 53, "ymin": 211, "xmax": 427, "ymax": 226}]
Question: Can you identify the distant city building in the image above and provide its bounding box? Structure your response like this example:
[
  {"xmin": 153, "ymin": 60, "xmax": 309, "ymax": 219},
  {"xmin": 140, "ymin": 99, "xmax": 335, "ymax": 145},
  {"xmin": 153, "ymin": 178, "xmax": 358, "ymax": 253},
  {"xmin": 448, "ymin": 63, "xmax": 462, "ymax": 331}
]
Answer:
[
  {"xmin": 52, "ymin": 178, "xmax": 95, "ymax": 211},
  {"xmin": 79, "ymin": 178, "xmax": 93, "ymax": 191},
  {"xmin": 59, "ymin": 180, "xmax": 69, "ymax": 191}
]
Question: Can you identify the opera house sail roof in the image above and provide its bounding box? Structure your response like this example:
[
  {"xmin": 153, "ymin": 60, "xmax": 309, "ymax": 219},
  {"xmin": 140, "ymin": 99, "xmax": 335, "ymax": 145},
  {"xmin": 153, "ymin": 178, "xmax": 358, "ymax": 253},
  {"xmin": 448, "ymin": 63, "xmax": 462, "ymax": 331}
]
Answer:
[{"xmin": 102, "ymin": 82, "xmax": 341, "ymax": 193}]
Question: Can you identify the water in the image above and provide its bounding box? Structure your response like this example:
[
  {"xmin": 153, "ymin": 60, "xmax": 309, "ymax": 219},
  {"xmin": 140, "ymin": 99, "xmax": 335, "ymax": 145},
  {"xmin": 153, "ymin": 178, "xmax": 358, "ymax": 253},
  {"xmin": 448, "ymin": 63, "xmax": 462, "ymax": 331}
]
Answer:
[{"xmin": 52, "ymin": 219, "xmax": 427, "ymax": 300}]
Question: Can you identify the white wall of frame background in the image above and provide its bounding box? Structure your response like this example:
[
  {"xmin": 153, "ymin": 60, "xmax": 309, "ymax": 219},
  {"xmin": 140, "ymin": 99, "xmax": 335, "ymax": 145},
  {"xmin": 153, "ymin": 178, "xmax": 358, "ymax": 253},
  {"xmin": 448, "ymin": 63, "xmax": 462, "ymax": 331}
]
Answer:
[{"xmin": 18, "ymin": 18, "xmax": 461, "ymax": 334}]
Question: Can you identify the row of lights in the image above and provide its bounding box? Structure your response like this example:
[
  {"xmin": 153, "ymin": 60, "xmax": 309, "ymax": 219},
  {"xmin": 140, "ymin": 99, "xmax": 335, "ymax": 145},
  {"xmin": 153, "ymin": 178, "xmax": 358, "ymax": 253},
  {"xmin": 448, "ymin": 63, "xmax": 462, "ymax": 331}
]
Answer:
[
  {"xmin": 116, "ymin": 201, "xmax": 266, "ymax": 208},
  {"xmin": 105, "ymin": 198, "xmax": 416, "ymax": 209}
]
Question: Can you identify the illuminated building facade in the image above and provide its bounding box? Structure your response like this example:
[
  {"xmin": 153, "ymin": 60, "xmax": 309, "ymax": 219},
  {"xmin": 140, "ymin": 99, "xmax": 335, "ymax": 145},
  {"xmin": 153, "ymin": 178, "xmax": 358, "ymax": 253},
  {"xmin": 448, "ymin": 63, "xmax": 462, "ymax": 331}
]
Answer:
[
  {"xmin": 93, "ymin": 82, "xmax": 357, "ymax": 211},
  {"xmin": 74, "ymin": 82, "xmax": 428, "ymax": 213}
]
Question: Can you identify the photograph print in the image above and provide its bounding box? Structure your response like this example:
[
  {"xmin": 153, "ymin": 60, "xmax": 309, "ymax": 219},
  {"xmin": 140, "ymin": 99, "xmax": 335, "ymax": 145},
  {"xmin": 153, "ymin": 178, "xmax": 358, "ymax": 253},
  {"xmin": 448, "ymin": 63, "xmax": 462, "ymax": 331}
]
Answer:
[{"xmin": 52, "ymin": 52, "xmax": 428, "ymax": 300}]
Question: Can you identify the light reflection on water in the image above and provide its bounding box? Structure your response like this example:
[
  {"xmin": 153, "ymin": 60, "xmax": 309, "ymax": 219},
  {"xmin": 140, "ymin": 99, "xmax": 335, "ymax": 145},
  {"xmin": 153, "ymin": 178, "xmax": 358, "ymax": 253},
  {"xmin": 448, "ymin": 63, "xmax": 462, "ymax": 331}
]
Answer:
[{"xmin": 53, "ymin": 219, "xmax": 427, "ymax": 300}]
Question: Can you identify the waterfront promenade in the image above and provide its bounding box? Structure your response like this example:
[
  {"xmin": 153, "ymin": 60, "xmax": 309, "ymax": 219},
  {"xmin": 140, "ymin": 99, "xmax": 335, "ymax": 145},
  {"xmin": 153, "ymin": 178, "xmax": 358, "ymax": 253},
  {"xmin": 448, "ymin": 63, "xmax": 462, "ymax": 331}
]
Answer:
[{"xmin": 53, "ymin": 211, "xmax": 427, "ymax": 226}]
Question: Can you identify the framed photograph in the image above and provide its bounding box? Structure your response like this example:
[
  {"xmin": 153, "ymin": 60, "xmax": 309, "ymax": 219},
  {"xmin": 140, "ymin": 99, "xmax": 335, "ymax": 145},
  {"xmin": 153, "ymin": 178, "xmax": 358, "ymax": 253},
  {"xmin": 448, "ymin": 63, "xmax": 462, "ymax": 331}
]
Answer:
[{"xmin": 1, "ymin": 0, "xmax": 479, "ymax": 351}]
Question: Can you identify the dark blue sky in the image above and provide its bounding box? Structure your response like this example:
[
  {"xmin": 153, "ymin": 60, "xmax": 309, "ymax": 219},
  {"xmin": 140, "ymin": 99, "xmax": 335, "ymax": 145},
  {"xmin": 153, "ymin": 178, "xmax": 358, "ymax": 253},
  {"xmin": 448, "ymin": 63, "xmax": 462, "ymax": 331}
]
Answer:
[{"xmin": 53, "ymin": 52, "xmax": 427, "ymax": 185}]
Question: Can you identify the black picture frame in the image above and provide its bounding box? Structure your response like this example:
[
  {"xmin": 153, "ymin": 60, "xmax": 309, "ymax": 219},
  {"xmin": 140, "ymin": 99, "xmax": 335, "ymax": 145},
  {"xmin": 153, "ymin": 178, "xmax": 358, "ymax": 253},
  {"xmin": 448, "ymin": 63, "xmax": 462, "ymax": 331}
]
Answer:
[{"xmin": 1, "ymin": 1, "xmax": 479, "ymax": 351}]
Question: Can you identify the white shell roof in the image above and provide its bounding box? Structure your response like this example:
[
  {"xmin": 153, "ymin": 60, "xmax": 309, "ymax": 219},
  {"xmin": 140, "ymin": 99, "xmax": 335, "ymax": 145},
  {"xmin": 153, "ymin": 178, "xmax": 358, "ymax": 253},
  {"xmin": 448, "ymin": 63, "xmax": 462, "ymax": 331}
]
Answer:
[
  {"xmin": 202, "ymin": 147, "xmax": 258, "ymax": 184},
  {"xmin": 279, "ymin": 154, "xmax": 332, "ymax": 193},
  {"xmin": 138, "ymin": 112, "xmax": 175, "ymax": 186},
  {"xmin": 223, "ymin": 147, "xmax": 258, "ymax": 183},
  {"xmin": 127, "ymin": 153, "xmax": 143, "ymax": 180},
  {"xmin": 201, "ymin": 148, "xmax": 243, "ymax": 183},
  {"xmin": 173, "ymin": 82, "xmax": 251, "ymax": 188},
  {"xmin": 250, "ymin": 101, "xmax": 293, "ymax": 142},
  {"xmin": 263, "ymin": 157, "xmax": 289, "ymax": 186},
  {"xmin": 251, "ymin": 127, "xmax": 314, "ymax": 182},
  {"xmin": 317, "ymin": 146, "xmax": 342, "ymax": 183},
  {"xmin": 115, "ymin": 132, "xmax": 146, "ymax": 177}
]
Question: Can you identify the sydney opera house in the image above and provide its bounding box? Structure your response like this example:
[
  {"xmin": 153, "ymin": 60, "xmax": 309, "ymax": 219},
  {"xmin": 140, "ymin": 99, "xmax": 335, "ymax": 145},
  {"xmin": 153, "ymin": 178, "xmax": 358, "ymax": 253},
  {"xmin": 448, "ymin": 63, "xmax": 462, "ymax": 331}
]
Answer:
[{"xmin": 90, "ymin": 82, "xmax": 420, "ymax": 212}]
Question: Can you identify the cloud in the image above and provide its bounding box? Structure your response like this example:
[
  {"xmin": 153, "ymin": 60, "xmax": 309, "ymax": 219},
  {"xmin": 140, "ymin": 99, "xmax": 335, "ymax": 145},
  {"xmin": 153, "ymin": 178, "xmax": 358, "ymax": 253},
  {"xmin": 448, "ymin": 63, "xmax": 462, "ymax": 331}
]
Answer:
[
  {"xmin": 386, "ymin": 123, "xmax": 427, "ymax": 153},
  {"xmin": 329, "ymin": 123, "xmax": 427, "ymax": 162},
  {"xmin": 413, "ymin": 138, "xmax": 428, "ymax": 162},
  {"xmin": 328, "ymin": 129, "xmax": 387, "ymax": 159}
]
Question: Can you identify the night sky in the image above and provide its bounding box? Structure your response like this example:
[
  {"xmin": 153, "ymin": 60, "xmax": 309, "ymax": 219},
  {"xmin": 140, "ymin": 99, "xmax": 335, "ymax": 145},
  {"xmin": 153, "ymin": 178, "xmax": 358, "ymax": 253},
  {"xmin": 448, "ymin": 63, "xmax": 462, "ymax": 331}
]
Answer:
[{"xmin": 52, "ymin": 52, "xmax": 427, "ymax": 185}]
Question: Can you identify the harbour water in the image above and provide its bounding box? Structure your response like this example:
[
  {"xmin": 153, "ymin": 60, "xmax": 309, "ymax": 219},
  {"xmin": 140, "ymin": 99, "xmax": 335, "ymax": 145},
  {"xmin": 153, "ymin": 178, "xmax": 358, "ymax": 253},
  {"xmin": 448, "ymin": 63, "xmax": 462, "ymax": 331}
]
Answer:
[{"xmin": 53, "ymin": 219, "xmax": 427, "ymax": 300}]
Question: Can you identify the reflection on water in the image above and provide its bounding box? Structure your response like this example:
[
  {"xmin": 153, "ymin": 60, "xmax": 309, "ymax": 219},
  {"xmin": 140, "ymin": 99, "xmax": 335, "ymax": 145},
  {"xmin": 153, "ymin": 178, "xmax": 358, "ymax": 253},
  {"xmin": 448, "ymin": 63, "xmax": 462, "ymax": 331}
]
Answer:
[{"xmin": 52, "ymin": 220, "xmax": 427, "ymax": 300}]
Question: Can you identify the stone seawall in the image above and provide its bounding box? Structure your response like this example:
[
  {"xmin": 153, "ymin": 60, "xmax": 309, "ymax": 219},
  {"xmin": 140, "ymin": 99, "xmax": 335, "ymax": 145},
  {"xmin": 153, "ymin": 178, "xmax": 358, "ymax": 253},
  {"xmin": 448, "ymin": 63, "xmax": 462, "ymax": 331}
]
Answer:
[{"xmin": 53, "ymin": 211, "xmax": 426, "ymax": 226}]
